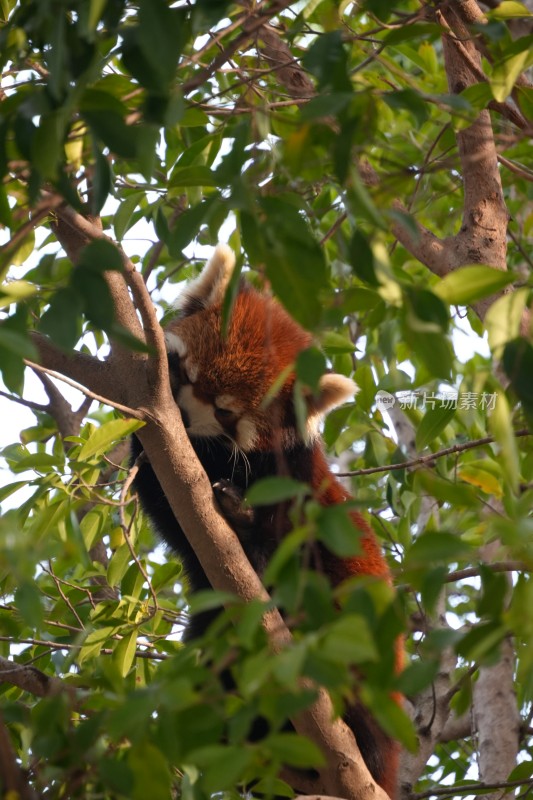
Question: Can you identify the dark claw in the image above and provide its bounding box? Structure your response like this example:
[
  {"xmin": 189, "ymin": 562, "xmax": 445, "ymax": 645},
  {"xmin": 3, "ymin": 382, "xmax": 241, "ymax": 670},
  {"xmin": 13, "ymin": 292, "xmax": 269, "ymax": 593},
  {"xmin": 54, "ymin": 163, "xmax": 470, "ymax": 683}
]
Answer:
[{"xmin": 213, "ymin": 479, "xmax": 254, "ymax": 530}]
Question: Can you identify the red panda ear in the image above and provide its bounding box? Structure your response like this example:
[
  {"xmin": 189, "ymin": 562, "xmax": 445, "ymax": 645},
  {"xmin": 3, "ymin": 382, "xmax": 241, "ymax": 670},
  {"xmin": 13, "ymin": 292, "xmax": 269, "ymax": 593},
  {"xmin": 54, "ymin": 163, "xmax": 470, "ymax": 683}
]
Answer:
[
  {"xmin": 305, "ymin": 374, "xmax": 358, "ymax": 417},
  {"xmin": 177, "ymin": 244, "xmax": 235, "ymax": 315}
]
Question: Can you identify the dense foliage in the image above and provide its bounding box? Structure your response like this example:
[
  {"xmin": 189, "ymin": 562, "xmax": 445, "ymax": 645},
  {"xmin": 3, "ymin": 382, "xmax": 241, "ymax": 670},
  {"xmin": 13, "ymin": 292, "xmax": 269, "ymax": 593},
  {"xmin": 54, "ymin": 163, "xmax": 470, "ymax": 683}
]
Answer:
[{"xmin": 0, "ymin": 0, "xmax": 532, "ymax": 798}]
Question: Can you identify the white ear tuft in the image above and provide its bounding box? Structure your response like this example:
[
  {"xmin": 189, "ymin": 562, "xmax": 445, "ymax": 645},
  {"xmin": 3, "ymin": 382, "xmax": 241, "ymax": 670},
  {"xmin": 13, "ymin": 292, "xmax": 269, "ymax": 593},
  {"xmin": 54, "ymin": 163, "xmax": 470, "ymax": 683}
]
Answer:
[
  {"xmin": 309, "ymin": 374, "xmax": 358, "ymax": 416},
  {"xmin": 177, "ymin": 244, "xmax": 236, "ymax": 313}
]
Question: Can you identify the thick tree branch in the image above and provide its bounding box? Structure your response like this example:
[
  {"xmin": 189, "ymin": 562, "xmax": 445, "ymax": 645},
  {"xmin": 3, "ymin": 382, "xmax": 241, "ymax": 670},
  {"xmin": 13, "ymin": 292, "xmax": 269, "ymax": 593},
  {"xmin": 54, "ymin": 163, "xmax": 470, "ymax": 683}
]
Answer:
[
  {"xmin": 399, "ymin": 625, "xmax": 456, "ymax": 799},
  {"xmin": 0, "ymin": 656, "xmax": 65, "ymax": 697},
  {"xmin": 50, "ymin": 205, "xmax": 145, "ymax": 344},
  {"xmin": 437, "ymin": 2, "xmax": 509, "ymax": 319}
]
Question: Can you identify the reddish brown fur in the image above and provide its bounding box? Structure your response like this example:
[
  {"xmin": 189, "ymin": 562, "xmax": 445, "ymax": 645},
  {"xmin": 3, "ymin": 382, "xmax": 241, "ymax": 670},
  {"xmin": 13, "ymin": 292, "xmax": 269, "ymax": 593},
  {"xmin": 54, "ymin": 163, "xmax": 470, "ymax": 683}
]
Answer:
[
  {"xmin": 168, "ymin": 287, "xmax": 312, "ymax": 446},
  {"xmin": 162, "ymin": 259, "xmax": 403, "ymax": 797}
]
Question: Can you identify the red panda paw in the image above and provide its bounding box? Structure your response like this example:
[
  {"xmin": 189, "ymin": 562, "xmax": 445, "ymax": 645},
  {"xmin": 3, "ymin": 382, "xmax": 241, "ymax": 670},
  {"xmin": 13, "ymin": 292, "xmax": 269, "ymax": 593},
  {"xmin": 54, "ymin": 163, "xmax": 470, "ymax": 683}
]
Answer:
[{"xmin": 213, "ymin": 480, "xmax": 255, "ymax": 531}]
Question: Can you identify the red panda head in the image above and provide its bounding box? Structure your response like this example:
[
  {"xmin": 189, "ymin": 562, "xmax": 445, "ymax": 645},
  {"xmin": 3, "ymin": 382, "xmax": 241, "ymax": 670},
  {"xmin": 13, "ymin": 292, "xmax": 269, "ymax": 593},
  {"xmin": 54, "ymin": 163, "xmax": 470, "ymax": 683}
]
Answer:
[{"xmin": 165, "ymin": 245, "xmax": 356, "ymax": 452}]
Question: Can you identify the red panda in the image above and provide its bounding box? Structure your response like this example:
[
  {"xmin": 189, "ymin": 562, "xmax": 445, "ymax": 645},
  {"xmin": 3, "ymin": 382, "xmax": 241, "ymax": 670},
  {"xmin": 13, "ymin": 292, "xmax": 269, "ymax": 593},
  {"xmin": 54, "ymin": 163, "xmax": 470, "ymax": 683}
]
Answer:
[{"xmin": 132, "ymin": 244, "xmax": 401, "ymax": 798}]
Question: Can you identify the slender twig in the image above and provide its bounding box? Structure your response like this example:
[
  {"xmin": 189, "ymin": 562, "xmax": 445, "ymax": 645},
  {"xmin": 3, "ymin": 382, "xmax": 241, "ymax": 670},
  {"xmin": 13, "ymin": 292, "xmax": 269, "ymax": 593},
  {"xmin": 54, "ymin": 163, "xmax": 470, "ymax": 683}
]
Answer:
[
  {"xmin": 339, "ymin": 429, "xmax": 531, "ymax": 477},
  {"xmin": 23, "ymin": 360, "xmax": 143, "ymax": 419},
  {"xmin": 412, "ymin": 778, "xmax": 533, "ymax": 800},
  {"xmin": 46, "ymin": 560, "xmax": 85, "ymax": 630},
  {"xmin": 119, "ymin": 459, "xmax": 159, "ymax": 619},
  {"xmin": 0, "ymin": 638, "xmax": 168, "ymax": 661},
  {"xmin": 444, "ymin": 561, "xmax": 529, "ymax": 583},
  {"xmin": 0, "ymin": 389, "xmax": 48, "ymax": 414},
  {"xmin": 498, "ymin": 154, "xmax": 533, "ymax": 182}
]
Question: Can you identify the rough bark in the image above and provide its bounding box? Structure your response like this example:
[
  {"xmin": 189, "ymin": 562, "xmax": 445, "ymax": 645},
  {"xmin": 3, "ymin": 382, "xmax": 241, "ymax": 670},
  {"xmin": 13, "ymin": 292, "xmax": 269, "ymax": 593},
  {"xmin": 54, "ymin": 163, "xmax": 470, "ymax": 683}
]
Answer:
[{"xmin": 472, "ymin": 637, "xmax": 521, "ymax": 799}]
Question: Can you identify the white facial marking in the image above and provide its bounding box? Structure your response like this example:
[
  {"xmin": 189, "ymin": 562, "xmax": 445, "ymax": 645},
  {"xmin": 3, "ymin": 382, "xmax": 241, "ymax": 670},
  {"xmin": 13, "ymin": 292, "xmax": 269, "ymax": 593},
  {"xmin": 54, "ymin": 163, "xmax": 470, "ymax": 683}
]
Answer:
[
  {"xmin": 186, "ymin": 360, "xmax": 199, "ymax": 384},
  {"xmin": 165, "ymin": 331, "xmax": 187, "ymax": 357},
  {"xmin": 236, "ymin": 417, "xmax": 258, "ymax": 451},
  {"xmin": 215, "ymin": 394, "xmax": 242, "ymax": 413},
  {"xmin": 177, "ymin": 385, "xmax": 223, "ymax": 437}
]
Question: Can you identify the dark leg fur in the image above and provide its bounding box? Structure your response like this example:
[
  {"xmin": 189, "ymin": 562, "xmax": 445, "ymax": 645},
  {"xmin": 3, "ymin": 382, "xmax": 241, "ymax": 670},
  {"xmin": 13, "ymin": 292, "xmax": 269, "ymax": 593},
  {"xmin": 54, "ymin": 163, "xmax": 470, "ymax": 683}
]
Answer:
[
  {"xmin": 213, "ymin": 479, "xmax": 255, "ymax": 532},
  {"xmin": 130, "ymin": 435, "xmax": 395, "ymax": 793}
]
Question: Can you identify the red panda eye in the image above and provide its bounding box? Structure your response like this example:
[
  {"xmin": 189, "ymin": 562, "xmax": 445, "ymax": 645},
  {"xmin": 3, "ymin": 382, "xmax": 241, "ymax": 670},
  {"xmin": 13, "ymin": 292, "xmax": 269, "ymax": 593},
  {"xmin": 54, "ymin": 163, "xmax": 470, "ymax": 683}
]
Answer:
[{"xmin": 215, "ymin": 407, "xmax": 235, "ymax": 420}]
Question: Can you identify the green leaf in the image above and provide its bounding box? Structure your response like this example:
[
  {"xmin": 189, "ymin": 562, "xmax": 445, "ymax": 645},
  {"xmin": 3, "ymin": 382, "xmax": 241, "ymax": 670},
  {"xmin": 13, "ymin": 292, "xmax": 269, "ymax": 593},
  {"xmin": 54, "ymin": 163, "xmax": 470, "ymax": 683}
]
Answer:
[
  {"xmin": 0, "ymin": 280, "xmax": 37, "ymax": 307},
  {"xmin": 0, "ymin": 480, "xmax": 28, "ymax": 503},
  {"xmin": 396, "ymin": 660, "xmax": 439, "ymax": 695},
  {"xmin": 434, "ymin": 265, "xmax": 515, "ymax": 305},
  {"xmin": 456, "ymin": 621, "xmax": 507, "ymax": 662},
  {"xmin": 167, "ymin": 196, "xmax": 218, "ymax": 256},
  {"xmin": 151, "ymin": 561, "xmax": 182, "ymax": 592},
  {"xmin": 414, "ymin": 470, "xmax": 478, "ymax": 507},
  {"xmin": 457, "ymin": 465, "xmax": 503, "ymax": 497},
  {"xmin": 321, "ymin": 331, "xmax": 356, "ymax": 355},
  {"xmin": 383, "ymin": 89, "xmax": 429, "ymax": 127},
  {"xmin": 0, "ymin": 325, "xmax": 37, "ymax": 359},
  {"xmin": 31, "ymin": 111, "xmax": 65, "ymax": 179},
  {"xmin": 83, "ymin": 109, "xmax": 137, "ymax": 158},
  {"xmin": 405, "ymin": 288, "xmax": 449, "ymax": 333},
  {"xmin": 39, "ymin": 288, "xmax": 84, "ymax": 349},
  {"xmin": 78, "ymin": 418, "xmax": 144, "ymax": 461},
  {"xmin": 406, "ymin": 532, "xmax": 472, "ymax": 566},
  {"xmin": 322, "ymin": 614, "xmax": 377, "ymax": 663},
  {"xmin": 13, "ymin": 453, "xmax": 64, "ymax": 472},
  {"xmin": 243, "ymin": 198, "xmax": 328, "ymax": 329},
  {"xmin": 488, "ymin": 389, "xmax": 520, "ymax": 493},
  {"xmin": 92, "ymin": 148, "xmax": 113, "ymax": 214},
  {"xmin": 137, "ymin": 0, "xmax": 186, "ymax": 88},
  {"xmin": 80, "ymin": 507, "xmax": 108, "ymax": 550},
  {"xmin": 246, "ymin": 477, "xmax": 307, "ymax": 506},
  {"xmin": 15, "ymin": 581, "xmax": 44, "ymax": 627},
  {"xmin": 299, "ymin": 92, "xmax": 353, "ymax": 121},
  {"xmin": 99, "ymin": 757, "xmax": 134, "ymax": 795},
  {"xmin": 267, "ymin": 733, "xmax": 326, "ymax": 769},
  {"xmin": 136, "ymin": 124, "xmax": 160, "ymax": 181},
  {"xmin": 348, "ymin": 230, "xmax": 378, "ymax": 286},
  {"xmin": 296, "ymin": 348, "xmax": 326, "ymax": 392},
  {"xmin": 345, "ymin": 169, "xmax": 386, "ymax": 229},
  {"xmin": 404, "ymin": 329, "xmax": 453, "ymax": 380},
  {"xmin": 72, "ymin": 269, "xmax": 115, "ymax": 329},
  {"xmin": 114, "ymin": 630, "xmax": 138, "ymax": 677},
  {"xmin": 485, "ymin": 287, "xmax": 529, "ymax": 358},
  {"xmin": 168, "ymin": 165, "xmax": 218, "ymax": 188},
  {"xmin": 0, "ymin": 183, "xmax": 12, "ymax": 227},
  {"xmin": 191, "ymin": 746, "xmax": 254, "ymax": 794},
  {"xmin": 128, "ymin": 742, "xmax": 172, "ymax": 800},
  {"xmin": 302, "ymin": 30, "xmax": 351, "ymax": 92},
  {"xmin": 415, "ymin": 405, "xmax": 456, "ymax": 450},
  {"xmin": 107, "ymin": 543, "xmax": 133, "ymax": 587},
  {"xmin": 489, "ymin": 1, "xmax": 533, "ymax": 17},
  {"xmin": 114, "ymin": 194, "xmax": 143, "ymax": 241},
  {"xmin": 77, "ymin": 239, "xmax": 124, "ymax": 273},
  {"xmin": 489, "ymin": 36, "xmax": 533, "ymax": 101},
  {"xmin": 316, "ymin": 505, "xmax": 363, "ymax": 557},
  {"xmin": 78, "ymin": 626, "xmax": 118, "ymax": 665},
  {"xmin": 503, "ymin": 337, "xmax": 533, "ymax": 414}
]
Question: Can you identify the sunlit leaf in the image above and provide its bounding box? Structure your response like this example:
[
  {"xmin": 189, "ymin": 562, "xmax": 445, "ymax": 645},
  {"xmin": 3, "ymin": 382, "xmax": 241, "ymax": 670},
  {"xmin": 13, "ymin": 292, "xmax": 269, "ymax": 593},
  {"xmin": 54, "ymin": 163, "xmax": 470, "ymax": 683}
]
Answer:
[
  {"xmin": 415, "ymin": 405, "xmax": 456, "ymax": 450},
  {"xmin": 488, "ymin": 390, "xmax": 520, "ymax": 493},
  {"xmin": 78, "ymin": 418, "xmax": 143, "ymax": 461},
  {"xmin": 434, "ymin": 265, "xmax": 515, "ymax": 305}
]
